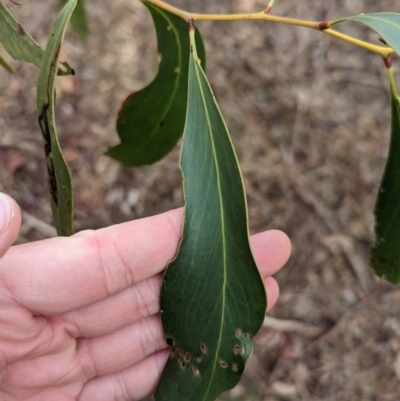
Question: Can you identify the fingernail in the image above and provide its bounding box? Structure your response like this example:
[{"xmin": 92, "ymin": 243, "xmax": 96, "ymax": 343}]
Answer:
[{"xmin": 0, "ymin": 193, "xmax": 12, "ymax": 233}]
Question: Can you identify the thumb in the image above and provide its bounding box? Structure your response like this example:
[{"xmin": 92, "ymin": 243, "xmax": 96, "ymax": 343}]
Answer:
[{"xmin": 0, "ymin": 193, "xmax": 21, "ymax": 258}]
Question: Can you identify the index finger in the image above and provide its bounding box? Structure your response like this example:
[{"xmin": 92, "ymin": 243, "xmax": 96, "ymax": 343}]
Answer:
[{"xmin": 0, "ymin": 209, "xmax": 290, "ymax": 315}]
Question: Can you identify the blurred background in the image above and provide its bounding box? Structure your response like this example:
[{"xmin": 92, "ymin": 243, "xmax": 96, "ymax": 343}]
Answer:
[{"xmin": 1, "ymin": 0, "xmax": 400, "ymax": 400}]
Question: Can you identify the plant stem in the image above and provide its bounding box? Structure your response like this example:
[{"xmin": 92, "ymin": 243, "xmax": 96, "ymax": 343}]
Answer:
[
  {"xmin": 323, "ymin": 28, "xmax": 393, "ymax": 58},
  {"xmin": 145, "ymin": 0, "xmax": 319, "ymax": 29},
  {"xmin": 145, "ymin": 0, "xmax": 190, "ymax": 20},
  {"xmin": 191, "ymin": 12, "xmax": 319, "ymax": 29},
  {"xmin": 144, "ymin": 0, "xmax": 395, "ymax": 57}
]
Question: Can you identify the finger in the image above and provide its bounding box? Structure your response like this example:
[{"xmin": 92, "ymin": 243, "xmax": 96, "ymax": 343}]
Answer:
[
  {"xmin": 0, "ymin": 193, "xmax": 21, "ymax": 258},
  {"xmin": 77, "ymin": 278, "xmax": 280, "ymax": 398},
  {"xmin": 251, "ymin": 229, "xmax": 291, "ymax": 277},
  {"xmin": 78, "ymin": 350, "xmax": 169, "ymax": 401},
  {"xmin": 1, "ymin": 209, "xmax": 290, "ymax": 315},
  {"xmin": 62, "ymin": 274, "xmax": 163, "ymax": 338},
  {"xmin": 77, "ymin": 315, "xmax": 166, "ymax": 378},
  {"xmin": 76, "ymin": 277, "xmax": 277, "ymax": 377},
  {"xmin": 64, "ymin": 274, "xmax": 279, "ymax": 341},
  {"xmin": 57, "ymin": 233, "xmax": 286, "ymax": 333},
  {"xmin": 0, "ymin": 208, "xmax": 183, "ymax": 314},
  {"xmin": 265, "ymin": 277, "xmax": 279, "ymax": 311}
]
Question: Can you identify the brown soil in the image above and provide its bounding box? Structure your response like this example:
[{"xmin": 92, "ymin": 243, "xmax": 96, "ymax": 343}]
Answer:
[{"xmin": 1, "ymin": 0, "xmax": 400, "ymax": 400}]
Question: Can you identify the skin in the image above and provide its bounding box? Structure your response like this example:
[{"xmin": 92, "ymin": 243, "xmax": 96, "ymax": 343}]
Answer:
[{"xmin": 0, "ymin": 194, "xmax": 291, "ymax": 400}]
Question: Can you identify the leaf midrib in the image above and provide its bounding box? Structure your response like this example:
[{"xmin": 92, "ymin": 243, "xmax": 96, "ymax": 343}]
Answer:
[{"xmin": 192, "ymin": 51, "xmax": 227, "ymax": 401}]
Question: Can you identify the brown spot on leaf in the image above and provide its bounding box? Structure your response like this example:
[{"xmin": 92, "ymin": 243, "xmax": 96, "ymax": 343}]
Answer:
[
  {"xmin": 192, "ymin": 365, "xmax": 201, "ymax": 377},
  {"xmin": 18, "ymin": 23, "xmax": 25, "ymax": 35},
  {"xmin": 200, "ymin": 343, "xmax": 208, "ymax": 354},
  {"xmin": 184, "ymin": 352, "xmax": 192, "ymax": 363},
  {"xmin": 218, "ymin": 359, "xmax": 228, "ymax": 368}
]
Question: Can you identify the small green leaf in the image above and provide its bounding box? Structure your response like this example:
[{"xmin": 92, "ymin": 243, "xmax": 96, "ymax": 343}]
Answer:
[
  {"xmin": 106, "ymin": 1, "xmax": 206, "ymax": 166},
  {"xmin": 36, "ymin": 0, "xmax": 77, "ymax": 236},
  {"xmin": 59, "ymin": 0, "xmax": 89, "ymax": 41},
  {"xmin": 0, "ymin": 52, "xmax": 14, "ymax": 73},
  {"xmin": 332, "ymin": 13, "xmax": 400, "ymax": 56},
  {"xmin": 155, "ymin": 26, "xmax": 266, "ymax": 401},
  {"xmin": 0, "ymin": 2, "xmax": 74, "ymax": 75},
  {"xmin": 369, "ymin": 68, "xmax": 400, "ymax": 283}
]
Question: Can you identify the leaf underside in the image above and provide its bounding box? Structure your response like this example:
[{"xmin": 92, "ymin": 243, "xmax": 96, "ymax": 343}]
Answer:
[
  {"xmin": 334, "ymin": 13, "xmax": 400, "ymax": 56},
  {"xmin": 106, "ymin": 0, "xmax": 206, "ymax": 166},
  {"xmin": 59, "ymin": 0, "xmax": 89, "ymax": 41},
  {"xmin": 155, "ymin": 28, "xmax": 267, "ymax": 401},
  {"xmin": 369, "ymin": 72, "xmax": 400, "ymax": 283},
  {"xmin": 36, "ymin": 0, "xmax": 76, "ymax": 236},
  {"xmin": 0, "ymin": 2, "xmax": 74, "ymax": 75}
]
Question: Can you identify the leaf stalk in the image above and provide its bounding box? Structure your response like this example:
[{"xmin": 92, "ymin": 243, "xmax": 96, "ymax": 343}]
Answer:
[
  {"xmin": 323, "ymin": 28, "xmax": 393, "ymax": 58},
  {"xmin": 387, "ymin": 62, "xmax": 398, "ymax": 98},
  {"xmin": 264, "ymin": 0, "xmax": 277, "ymax": 14}
]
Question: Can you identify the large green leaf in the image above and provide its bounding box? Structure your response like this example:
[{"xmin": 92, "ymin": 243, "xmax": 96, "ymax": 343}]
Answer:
[
  {"xmin": 106, "ymin": 1, "xmax": 206, "ymax": 166},
  {"xmin": 36, "ymin": 0, "xmax": 76, "ymax": 236},
  {"xmin": 332, "ymin": 13, "xmax": 400, "ymax": 56},
  {"xmin": 155, "ymin": 26, "xmax": 266, "ymax": 401},
  {"xmin": 59, "ymin": 0, "xmax": 89, "ymax": 41},
  {"xmin": 0, "ymin": 3, "xmax": 73, "ymax": 75},
  {"xmin": 369, "ymin": 68, "xmax": 400, "ymax": 283}
]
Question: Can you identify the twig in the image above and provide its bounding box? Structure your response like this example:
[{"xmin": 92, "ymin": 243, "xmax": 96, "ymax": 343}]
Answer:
[
  {"xmin": 22, "ymin": 211, "xmax": 57, "ymax": 238},
  {"xmin": 284, "ymin": 159, "xmax": 374, "ymax": 292},
  {"xmin": 1, "ymin": 141, "xmax": 44, "ymax": 158},
  {"xmin": 310, "ymin": 287, "xmax": 384, "ymax": 346},
  {"xmin": 263, "ymin": 315, "xmax": 322, "ymax": 338},
  {"xmin": 145, "ymin": 0, "xmax": 393, "ymax": 57}
]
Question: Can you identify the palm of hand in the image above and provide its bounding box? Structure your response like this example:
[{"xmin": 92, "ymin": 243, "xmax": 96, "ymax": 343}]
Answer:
[
  {"xmin": 0, "ymin": 272, "xmax": 168, "ymax": 400},
  {"xmin": 0, "ymin": 209, "xmax": 289, "ymax": 400}
]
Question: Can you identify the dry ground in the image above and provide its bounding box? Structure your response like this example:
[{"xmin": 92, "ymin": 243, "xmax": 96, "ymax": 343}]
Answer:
[{"xmin": 1, "ymin": 0, "xmax": 400, "ymax": 400}]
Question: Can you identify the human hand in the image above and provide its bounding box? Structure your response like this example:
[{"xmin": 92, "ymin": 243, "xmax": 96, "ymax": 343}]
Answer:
[{"xmin": 0, "ymin": 193, "xmax": 291, "ymax": 400}]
